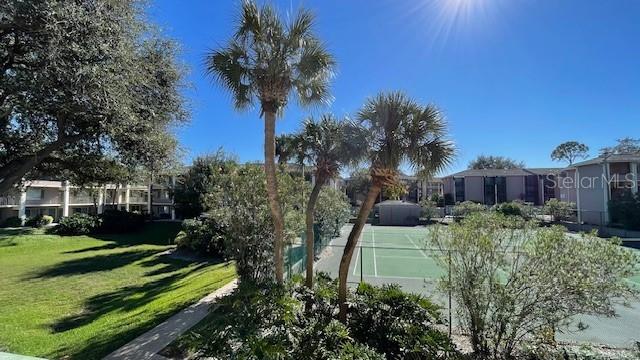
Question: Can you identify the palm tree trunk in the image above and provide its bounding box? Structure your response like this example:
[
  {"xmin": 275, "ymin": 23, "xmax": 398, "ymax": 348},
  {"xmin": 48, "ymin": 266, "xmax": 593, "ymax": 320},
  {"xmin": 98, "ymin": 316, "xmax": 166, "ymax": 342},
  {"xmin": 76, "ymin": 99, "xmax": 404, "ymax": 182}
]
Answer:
[
  {"xmin": 264, "ymin": 111, "xmax": 286, "ymax": 284},
  {"xmin": 338, "ymin": 182, "xmax": 382, "ymax": 322},
  {"xmin": 305, "ymin": 174, "xmax": 324, "ymax": 288}
]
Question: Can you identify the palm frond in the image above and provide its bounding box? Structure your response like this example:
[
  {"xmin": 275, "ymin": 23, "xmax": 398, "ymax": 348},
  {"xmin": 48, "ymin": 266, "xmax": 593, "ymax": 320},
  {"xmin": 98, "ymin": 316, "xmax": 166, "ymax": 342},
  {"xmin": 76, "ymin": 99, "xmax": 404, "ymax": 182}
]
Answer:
[{"xmin": 204, "ymin": 43, "xmax": 253, "ymax": 110}]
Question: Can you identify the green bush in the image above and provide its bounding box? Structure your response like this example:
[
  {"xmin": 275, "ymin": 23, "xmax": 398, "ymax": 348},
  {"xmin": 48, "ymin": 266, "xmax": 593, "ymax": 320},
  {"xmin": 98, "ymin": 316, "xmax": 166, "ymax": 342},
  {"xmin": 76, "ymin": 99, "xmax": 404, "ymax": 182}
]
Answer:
[
  {"xmin": 175, "ymin": 218, "xmax": 225, "ymax": 257},
  {"xmin": 609, "ymin": 191, "xmax": 640, "ymax": 230},
  {"xmin": 25, "ymin": 214, "xmax": 54, "ymax": 228},
  {"xmin": 419, "ymin": 200, "xmax": 438, "ymax": 219},
  {"xmin": 430, "ymin": 193, "xmax": 445, "ymax": 207},
  {"xmin": 315, "ymin": 187, "xmax": 351, "ymax": 239},
  {"xmin": 429, "ymin": 212, "xmax": 638, "ymax": 359},
  {"xmin": 349, "ymin": 283, "xmax": 455, "ymax": 359},
  {"xmin": 56, "ymin": 213, "xmax": 101, "ymax": 235},
  {"xmin": 98, "ymin": 209, "xmax": 145, "ymax": 233},
  {"xmin": 451, "ymin": 200, "xmax": 486, "ymax": 217},
  {"xmin": 543, "ymin": 198, "xmax": 575, "ymax": 222},
  {"xmin": 1, "ymin": 216, "xmax": 23, "ymax": 227},
  {"xmin": 179, "ymin": 274, "xmax": 455, "ymax": 360}
]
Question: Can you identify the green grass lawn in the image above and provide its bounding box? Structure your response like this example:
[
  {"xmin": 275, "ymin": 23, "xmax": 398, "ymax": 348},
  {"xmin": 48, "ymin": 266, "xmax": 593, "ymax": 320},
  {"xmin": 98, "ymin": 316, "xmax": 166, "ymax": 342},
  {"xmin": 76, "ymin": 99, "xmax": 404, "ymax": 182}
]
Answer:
[{"xmin": 0, "ymin": 223, "xmax": 236, "ymax": 360}]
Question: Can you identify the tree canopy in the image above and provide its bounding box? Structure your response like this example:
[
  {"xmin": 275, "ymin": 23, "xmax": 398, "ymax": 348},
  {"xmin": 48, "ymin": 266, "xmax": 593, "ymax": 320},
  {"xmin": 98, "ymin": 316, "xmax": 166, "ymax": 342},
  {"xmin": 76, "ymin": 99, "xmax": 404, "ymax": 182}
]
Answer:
[
  {"xmin": 600, "ymin": 137, "xmax": 640, "ymax": 156},
  {"xmin": 0, "ymin": 0, "xmax": 187, "ymax": 193},
  {"xmin": 468, "ymin": 155, "xmax": 525, "ymax": 170},
  {"xmin": 551, "ymin": 141, "xmax": 589, "ymax": 165}
]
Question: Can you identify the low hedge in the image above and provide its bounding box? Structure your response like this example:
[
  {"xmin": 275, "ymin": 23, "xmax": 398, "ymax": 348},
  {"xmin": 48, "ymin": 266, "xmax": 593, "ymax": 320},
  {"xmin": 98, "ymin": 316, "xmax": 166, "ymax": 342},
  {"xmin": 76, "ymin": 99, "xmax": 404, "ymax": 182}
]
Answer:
[
  {"xmin": 57, "ymin": 213, "xmax": 101, "ymax": 235},
  {"xmin": 25, "ymin": 214, "xmax": 54, "ymax": 228},
  {"xmin": 1, "ymin": 216, "xmax": 23, "ymax": 228},
  {"xmin": 98, "ymin": 209, "xmax": 145, "ymax": 233}
]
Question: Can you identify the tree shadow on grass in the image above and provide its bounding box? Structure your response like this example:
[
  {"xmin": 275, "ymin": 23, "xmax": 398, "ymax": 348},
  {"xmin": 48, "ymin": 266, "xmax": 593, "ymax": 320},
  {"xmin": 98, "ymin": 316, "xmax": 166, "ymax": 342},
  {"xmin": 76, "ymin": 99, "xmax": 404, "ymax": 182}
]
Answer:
[
  {"xmin": 28, "ymin": 249, "xmax": 162, "ymax": 279},
  {"xmin": 49, "ymin": 257, "xmax": 234, "ymax": 359},
  {"xmin": 0, "ymin": 228, "xmax": 35, "ymax": 247},
  {"xmin": 62, "ymin": 222, "xmax": 182, "ymax": 254}
]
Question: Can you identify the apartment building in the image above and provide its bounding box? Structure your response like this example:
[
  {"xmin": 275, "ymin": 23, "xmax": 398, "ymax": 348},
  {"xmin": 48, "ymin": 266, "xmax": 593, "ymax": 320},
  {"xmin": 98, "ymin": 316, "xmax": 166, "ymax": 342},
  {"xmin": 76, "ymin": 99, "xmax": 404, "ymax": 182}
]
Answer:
[
  {"xmin": 557, "ymin": 154, "xmax": 639, "ymax": 225},
  {"xmin": 442, "ymin": 168, "xmax": 560, "ymax": 206},
  {"xmin": 0, "ymin": 178, "xmax": 176, "ymax": 223},
  {"xmin": 344, "ymin": 173, "xmax": 443, "ymax": 205}
]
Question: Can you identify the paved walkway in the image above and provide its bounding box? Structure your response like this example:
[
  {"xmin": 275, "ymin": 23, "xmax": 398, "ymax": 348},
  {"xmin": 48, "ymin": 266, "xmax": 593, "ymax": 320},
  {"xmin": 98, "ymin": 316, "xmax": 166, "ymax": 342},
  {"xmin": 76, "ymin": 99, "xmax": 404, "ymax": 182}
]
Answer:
[{"xmin": 103, "ymin": 279, "xmax": 238, "ymax": 360}]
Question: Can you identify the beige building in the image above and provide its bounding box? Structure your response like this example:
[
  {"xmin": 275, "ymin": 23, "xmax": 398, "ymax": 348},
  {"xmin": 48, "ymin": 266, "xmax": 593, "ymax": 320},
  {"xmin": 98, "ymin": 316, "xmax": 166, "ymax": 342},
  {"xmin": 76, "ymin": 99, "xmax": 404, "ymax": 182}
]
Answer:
[
  {"xmin": 0, "ymin": 178, "xmax": 176, "ymax": 223},
  {"xmin": 442, "ymin": 168, "xmax": 560, "ymax": 206},
  {"xmin": 557, "ymin": 154, "xmax": 639, "ymax": 225}
]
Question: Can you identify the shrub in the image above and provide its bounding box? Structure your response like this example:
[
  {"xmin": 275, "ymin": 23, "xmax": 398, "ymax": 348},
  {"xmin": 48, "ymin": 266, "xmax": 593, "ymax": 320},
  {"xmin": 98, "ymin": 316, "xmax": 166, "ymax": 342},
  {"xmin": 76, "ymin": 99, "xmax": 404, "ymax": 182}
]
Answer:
[
  {"xmin": 429, "ymin": 193, "xmax": 445, "ymax": 207},
  {"xmin": 57, "ymin": 213, "xmax": 101, "ymax": 235},
  {"xmin": 492, "ymin": 201, "xmax": 522, "ymax": 217},
  {"xmin": 609, "ymin": 191, "xmax": 640, "ymax": 230},
  {"xmin": 451, "ymin": 200, "xmax": 486, "ymax": 217},
  {"xmin": 175, "ymin": 218, "xmax": 225, "ymax": 257},
  {"xmin": 419, "ymin": 200, "xmax": 438, "ymax": 220},
  {"xmin": 98, "ymin": 209, "xmax": 145, "ymax": 233},
  {"xmin": 181, "ymin": 275, "xmax": 455, "ymax": 360},
  {"xmin": 25, "ymin": 214, "xmax": 54, "ymax": 228},
  {"xmin": 349, "ymin": 283, "xmax": 456, "ymax": 359},
  {"xmin": 543, "ymin": 198, "xmax": 575, "ymax": 222},
  {"xmin": 1, "ymin": 216, "xmax": 22, "ymax": 227},
  {"xmin": 429, "ymin": 212, "xmax": 638, "ymax": 359},
  {"xmin": 315, "ymin": 187, "xmax": 351, "ymax": 239}
]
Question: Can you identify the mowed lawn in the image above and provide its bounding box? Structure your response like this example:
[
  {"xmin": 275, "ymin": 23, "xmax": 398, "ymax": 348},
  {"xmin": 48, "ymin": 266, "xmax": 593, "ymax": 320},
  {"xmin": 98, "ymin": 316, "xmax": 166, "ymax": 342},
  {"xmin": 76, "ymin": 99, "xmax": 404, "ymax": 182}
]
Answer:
[{"xmin": 0, "ymin": 223, "xmax": 236, "ymax": 360}]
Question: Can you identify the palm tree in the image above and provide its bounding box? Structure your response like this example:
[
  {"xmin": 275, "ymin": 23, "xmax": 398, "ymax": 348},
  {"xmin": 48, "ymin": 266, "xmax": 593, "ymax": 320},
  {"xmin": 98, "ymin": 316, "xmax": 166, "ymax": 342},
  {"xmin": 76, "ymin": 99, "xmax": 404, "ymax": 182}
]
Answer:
[
  {"xmin": 337, "ymin": 92, "xmax": 455, "ymax": 322},
  {"xmin": 205, "ymin": 1, "xmax": 335, "ymax": 283},
  {"xmin": 297, "ymin": 115, "xmax": 367, "ymax": 289}
]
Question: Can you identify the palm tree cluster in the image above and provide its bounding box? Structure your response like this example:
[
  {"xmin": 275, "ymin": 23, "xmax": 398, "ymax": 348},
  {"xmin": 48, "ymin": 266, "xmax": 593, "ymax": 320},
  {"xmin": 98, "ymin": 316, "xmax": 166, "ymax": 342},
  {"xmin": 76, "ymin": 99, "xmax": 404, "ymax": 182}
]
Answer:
[{"xmin": 207, "ymin": 0, "xmax": 455, "ymax": 322}]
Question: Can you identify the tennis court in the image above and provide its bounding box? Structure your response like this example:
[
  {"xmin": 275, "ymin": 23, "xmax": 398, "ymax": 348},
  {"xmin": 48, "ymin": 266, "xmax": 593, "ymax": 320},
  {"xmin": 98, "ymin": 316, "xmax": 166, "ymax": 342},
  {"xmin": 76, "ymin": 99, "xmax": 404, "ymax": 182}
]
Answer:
[{"xmin": 311, "ymin": 223, "xmax": 640, "ymax": 348}]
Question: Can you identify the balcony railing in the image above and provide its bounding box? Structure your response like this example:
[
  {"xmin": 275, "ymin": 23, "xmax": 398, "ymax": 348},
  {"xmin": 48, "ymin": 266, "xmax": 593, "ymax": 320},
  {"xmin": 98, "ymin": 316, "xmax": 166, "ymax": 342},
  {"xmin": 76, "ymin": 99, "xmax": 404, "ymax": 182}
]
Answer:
[
  {"xmin": 0, "ymin": 195, "xmax": 20, "ymax": 206},
  {"xmin": 69, "ymin": 196, "xmax": 95, "ymax": 204},
  {"xmin": 26, "ymin": 197, "xmax": 62, "ymax": 205},
  {"xmin": 129, "ymin": 196, "xmax": 147, "ymax": 203}
]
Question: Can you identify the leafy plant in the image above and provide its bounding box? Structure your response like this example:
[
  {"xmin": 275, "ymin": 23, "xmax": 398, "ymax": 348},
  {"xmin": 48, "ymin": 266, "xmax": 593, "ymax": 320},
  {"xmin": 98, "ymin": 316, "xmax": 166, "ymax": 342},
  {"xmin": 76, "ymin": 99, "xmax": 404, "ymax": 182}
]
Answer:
[
  {"xmin": 349, "ymin": 283, "xmax": 456, "ymax": 359},
  {"xmin": 25, "ymin": 214, "xmax": 53, "ymax": 228},
  {"xmin": 420, "ymin": 200, "xmax": 438, "ymax": 220},
  {"xmin": 1, "ymin": 216, "xmax": 23, "ymax": 228},
  {"xmin": 56, "ymin": 214, "xmax": 101, "ymax": 235},
  {"xmin": 315, "ymin": 187, "xmax": 351, "ymax": 240},
  {"xmin": 429, "ymin": 212, "xmax": 639, "ymax": 359},
  {"xmin": 178, "ymin": 275, "xmax": 455, "ymax": 360},
  {"xmin": 98, "ymin": 210, "xmax": 145, "ymax": 233},
  {"xmin": 451, "ymin": 201, "xmax": 486, "ymax": 217},
  {"xmin": 543, "ymin": 198, "xmax": 575, "ymax": 222},
  {"xmin": 175, "ymin": 218, "xmax": 225, "ymax": 257}
]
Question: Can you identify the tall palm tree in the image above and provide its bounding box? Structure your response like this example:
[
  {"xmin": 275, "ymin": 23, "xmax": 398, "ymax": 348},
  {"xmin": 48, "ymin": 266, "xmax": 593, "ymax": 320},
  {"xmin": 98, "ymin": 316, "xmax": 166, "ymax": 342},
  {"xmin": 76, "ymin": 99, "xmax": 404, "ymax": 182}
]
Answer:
[
  {"xmin": 205, "ymin": 1, "xmax": 335, "ymax": 283},
  {"xmin": 337, "ymin": 92, "xmax": 455, "ymax": 322},
  {"xmin": 298, "ymin": 115, "xmax": 366, "ymax": 289}
]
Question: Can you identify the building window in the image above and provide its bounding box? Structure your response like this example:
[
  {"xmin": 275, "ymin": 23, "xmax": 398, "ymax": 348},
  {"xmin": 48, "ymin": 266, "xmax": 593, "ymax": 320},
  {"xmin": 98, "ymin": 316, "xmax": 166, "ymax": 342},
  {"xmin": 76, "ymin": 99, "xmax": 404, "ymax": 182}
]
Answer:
[
  {"xmin": 483, "ymin": 177, "xmax": 506, "ymax": 205},
  {"xmin": 454, "ymin": 178, "xmax": 465, "ymax": 202},
  {"xmin": 525, "ymin": 175, "xmax": 538, "ymax": 204},
  {"xmin": 26, "ymin": 188, "xmax": 44, "ymax": 201}
]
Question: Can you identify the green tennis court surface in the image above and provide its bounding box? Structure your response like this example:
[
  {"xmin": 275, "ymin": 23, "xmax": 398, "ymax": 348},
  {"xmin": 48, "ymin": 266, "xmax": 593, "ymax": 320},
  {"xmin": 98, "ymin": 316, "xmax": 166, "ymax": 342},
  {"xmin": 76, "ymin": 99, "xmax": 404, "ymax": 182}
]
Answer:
[{"xmin": 351, "ymin": 226, "xmax": 445, "ymax": 280}]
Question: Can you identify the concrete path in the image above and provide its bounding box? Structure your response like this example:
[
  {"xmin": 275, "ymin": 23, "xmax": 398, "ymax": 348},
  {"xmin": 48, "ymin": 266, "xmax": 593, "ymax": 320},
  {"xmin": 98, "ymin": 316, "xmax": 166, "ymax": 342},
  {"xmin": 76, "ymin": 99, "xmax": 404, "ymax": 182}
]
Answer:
[{"xmin": 103, "ymin": 279, "xmax": 238, "ymax": 360}]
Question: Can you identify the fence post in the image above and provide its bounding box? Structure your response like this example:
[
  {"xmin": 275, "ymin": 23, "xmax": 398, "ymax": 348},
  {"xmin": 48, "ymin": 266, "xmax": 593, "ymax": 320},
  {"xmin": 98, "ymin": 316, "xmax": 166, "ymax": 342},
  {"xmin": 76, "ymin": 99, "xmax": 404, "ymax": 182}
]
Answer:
[{"xmin": 448, "ymin": 249, "xmax": 452, "ymax": 338}]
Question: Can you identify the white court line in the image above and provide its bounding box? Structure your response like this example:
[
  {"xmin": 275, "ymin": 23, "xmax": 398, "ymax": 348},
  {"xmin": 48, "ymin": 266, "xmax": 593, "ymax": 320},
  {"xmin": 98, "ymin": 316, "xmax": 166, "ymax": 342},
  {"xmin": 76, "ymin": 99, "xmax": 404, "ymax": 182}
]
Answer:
[
  {"xmin": 352, "ymin": 246, "xmax": 360, "ymax": 275},
  {"xmin": 405, "ymin": 234, "xmax": 430, "ymax": 259},
  {"xmin": 372, "ymin": 227, "xmax": 378, "ymax": 276},
  {"xmin": 376, "ymin": 255, "xmax": 426, "ymax": 260}
]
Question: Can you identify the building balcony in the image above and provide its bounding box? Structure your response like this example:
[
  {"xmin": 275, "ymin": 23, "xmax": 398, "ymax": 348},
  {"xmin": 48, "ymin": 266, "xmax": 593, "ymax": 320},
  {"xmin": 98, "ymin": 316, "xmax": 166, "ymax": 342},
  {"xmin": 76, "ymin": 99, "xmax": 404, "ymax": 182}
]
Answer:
[{"xmin": 26, "ymin": 198, "xmax": 62, "ymax": 206}]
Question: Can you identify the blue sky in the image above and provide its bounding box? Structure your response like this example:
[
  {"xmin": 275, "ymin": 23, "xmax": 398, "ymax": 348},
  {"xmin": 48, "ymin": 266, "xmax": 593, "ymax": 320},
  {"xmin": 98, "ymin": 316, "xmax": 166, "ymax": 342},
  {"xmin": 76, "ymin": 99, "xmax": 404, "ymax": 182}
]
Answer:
[{"xmin": 149, "ymin": 0, "xmax": 640, "ymax": 175}]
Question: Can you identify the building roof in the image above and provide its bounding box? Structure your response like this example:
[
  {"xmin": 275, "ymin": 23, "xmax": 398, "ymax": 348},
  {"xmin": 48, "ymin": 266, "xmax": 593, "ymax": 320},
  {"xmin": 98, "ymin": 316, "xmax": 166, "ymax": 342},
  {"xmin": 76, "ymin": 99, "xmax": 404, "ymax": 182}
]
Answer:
[
  {"xmin": 446, "ymin": 167, "xmax": 561, "ymax": 178},
  {"xmin": 569, "ymin": 154, "xmax": 640, "ymax": 168}
]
